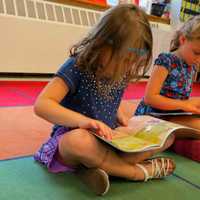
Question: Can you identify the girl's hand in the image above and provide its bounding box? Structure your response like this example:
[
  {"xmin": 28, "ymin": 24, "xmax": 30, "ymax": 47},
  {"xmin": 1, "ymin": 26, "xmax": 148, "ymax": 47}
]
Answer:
[
  {"xmin": 182, "ymin": 98, "xmax": 200, "ymax": 114},
  {"xmin": 78, "ymin": 118, "xmax": 113, "ymax": 140}
]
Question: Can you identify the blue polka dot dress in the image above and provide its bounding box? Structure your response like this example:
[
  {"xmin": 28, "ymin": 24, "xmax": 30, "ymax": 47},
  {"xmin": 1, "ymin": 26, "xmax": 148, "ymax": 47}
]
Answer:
[
  {"xmin": 34, "ymin": 57, "xmax": 128, "ymax": 172},
  {"xmin": 135, "ymin": 53, "xmax": 196, "ymax": 115}
]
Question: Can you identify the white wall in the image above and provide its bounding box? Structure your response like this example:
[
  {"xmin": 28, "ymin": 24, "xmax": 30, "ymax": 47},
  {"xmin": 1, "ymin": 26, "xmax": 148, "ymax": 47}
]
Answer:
[{"xmin": 0, "ymin": 16, "xmax": 88, "ymax": 73}]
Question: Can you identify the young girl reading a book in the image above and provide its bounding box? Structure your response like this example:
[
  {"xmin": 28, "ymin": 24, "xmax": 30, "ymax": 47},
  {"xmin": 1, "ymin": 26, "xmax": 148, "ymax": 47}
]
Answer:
[
  {"xmin": 34, "ymin": 4, "xmax": 175, "ymax": 196},
  {"xmin": 135, "ymin": 15, "xmax": 200, "ymax": 131}
]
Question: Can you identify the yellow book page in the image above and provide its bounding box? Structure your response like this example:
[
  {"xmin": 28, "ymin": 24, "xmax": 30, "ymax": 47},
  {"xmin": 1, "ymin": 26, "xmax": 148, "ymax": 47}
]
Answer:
[
  {"xmin": 134, "ymin": 122, "xmax": 178, "ymax": 145},
  {"xmin": 111, "ymin": 116, "xmax": 179, "ymax": 152},
  {"xmin": 111, "ymin": 134, "xmax": 156, "ymax": 152},
  {"xmin": 134, "ymin": 124, "xmax": 169, "ymax": 145}
]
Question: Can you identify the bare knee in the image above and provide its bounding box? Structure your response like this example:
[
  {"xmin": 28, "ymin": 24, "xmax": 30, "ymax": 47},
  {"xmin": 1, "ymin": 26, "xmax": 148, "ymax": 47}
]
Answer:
[{"xmin": 58, "ymin": 129, "xmax": 97, "ymax": 159}]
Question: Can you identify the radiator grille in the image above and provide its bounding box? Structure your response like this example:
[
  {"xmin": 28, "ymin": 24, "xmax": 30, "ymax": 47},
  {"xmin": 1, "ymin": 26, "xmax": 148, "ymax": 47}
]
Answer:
[{"xmin": 0, "ymin": 0, "xmax": 102, "ymax": 27}]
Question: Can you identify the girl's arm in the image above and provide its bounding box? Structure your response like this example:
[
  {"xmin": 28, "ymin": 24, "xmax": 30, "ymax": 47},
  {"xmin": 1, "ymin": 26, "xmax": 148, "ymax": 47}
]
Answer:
[
  {"xmin": 117, "ymin": 100, "xmax": 137, "ymax": 126},
  {"xmin": 34, "ymin": 77, "xmax": 88, "ymax": 128},
  {"xmin": 117, "ymin": 100, "xmax": 129, "ymax": 126},
  {"xmin": 34, "ymin": 77, "xmax": 113, "ymax": 139},
  {"xmin": 144, "ymin": 65, "xmax": 192, "ymax": 111}
]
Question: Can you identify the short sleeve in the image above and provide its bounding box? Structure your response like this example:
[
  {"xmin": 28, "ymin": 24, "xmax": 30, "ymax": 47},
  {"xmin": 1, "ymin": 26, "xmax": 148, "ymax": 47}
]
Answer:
[
  {"xmin": 55, "ymin": 57, "xmax": 80, "ymax": 94},
  {"xmin": 154, "ymin": 53, "xmax": 172, "ymax": 72}
]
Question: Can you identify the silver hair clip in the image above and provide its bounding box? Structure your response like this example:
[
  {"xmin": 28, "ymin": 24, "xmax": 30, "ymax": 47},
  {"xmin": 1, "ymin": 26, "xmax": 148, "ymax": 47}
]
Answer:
[
  {"xmin": 107, "ymin": 39, "xmax": 114, "ymax": 45},
  {"xmin": 128, "ymin": 47, "xmax": 148, "ymax": 56}
]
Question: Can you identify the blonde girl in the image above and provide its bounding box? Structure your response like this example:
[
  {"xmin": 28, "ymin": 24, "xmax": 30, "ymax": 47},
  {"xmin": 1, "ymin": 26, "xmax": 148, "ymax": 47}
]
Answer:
[{"xmin": 135, "ymin": 15, "xmax": 200, "ymax": 132}]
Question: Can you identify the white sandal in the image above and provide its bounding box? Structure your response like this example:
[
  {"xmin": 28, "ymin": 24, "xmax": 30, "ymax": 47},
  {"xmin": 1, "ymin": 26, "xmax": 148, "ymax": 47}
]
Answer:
[{"xmin": 136, "ymin": 157, "xmax": 175, "ymax": 182}]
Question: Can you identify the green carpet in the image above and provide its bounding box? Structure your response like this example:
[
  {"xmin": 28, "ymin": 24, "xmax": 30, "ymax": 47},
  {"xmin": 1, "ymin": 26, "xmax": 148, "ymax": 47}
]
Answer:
[
  {"xmin": 0, "ymin": 152, "xmax": 199, "ymax": 200},
  {"xmin": 163, "ymin": 152, "xmax": 200, "ymax": 187}
]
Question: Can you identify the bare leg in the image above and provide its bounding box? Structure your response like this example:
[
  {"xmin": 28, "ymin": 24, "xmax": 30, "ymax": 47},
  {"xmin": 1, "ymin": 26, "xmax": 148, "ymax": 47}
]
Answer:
[
  {"xmin": 168, "ymin": 116, "xmax": 200, "ymax": 130},
  {"xmin": 163, "ymin": 116, "xmax": 200, "ymax": 139},
  {"xmin": 58, "ymin": 129, "xmax": 175, "ymax": 181},
  {"xmin": 157, "ymin": 97, "xmax": 200, "ymax": 136}
]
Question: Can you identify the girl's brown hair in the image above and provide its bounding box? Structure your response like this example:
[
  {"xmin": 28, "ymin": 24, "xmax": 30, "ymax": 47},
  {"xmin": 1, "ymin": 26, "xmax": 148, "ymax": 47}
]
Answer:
[
  {"xmin": 170, "ymin": 15, "xmax": 200, "ymax": 52},
  {"xmin": 70, "ymin": 4, "xmax": 153, "ymax": 82}
]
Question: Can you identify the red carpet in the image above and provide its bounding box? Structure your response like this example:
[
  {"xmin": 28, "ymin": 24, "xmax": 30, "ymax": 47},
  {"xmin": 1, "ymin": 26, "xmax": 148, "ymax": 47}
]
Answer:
[
  {"xmin": 0, "ymin": 81, "xmax": 200, "ymax": 106},
  {"xmin": 0, "ymin": 81, "xmax": 47, "ymax": 106}
]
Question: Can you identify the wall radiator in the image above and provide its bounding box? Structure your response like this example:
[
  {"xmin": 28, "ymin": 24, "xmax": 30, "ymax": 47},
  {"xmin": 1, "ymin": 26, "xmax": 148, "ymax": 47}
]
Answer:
[{"xmin": 0, "ymin": 0, "xmax": 101, "ymax": 73}]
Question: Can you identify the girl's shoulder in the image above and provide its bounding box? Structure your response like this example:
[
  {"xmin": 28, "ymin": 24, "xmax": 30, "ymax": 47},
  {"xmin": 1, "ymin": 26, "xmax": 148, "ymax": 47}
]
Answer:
[
  {"xmin": 156, "ymin": 52, "xmax": 178, "ymax": 61},
  {"xmin": 63, "ymin": 56, "xmax": 77, "ymax": 67},
  {"xmin": 154, "ymin": 52, "xmax": 181, "ymax": 71},
  {"xmin": 58, "ymin": 56, "xmax": 79, "ymax": 73}
]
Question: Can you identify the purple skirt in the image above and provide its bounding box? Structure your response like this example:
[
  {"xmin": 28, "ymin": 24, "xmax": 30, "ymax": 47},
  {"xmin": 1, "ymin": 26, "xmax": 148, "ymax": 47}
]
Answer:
[{"xmin": 34, "ymin": 126, "xmax": 75, "ymax": 173}]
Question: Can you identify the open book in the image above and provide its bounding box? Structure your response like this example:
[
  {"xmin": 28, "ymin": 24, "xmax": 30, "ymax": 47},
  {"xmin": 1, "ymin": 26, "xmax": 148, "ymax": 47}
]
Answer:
[{"xmin": 92, "ymin": 116, "xmax": 200, "ymax": 153}]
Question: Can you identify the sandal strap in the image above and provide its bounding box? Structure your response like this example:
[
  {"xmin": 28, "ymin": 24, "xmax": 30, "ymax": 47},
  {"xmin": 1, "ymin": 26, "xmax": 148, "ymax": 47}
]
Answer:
[
  {"xmin": 136, "ymin": 157, "xmax": 172, "ymax": 181},
  {"xmin": 136, "ymin": 164, "xmax": 149, "ymax": 182},
  {"xmin": 151, "ymin": 158, "xmax": 170, "ymax": 179}
]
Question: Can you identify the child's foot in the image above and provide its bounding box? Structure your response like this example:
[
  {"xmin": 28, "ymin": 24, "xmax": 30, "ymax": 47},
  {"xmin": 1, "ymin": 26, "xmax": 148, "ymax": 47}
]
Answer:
[
  {"xmin": 76, "ymin": 167, "xmax": 110, "ymax": 196},
  {"xmin": 134, "ymin": 157, "xmax": 176, "ymax": 181}
]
